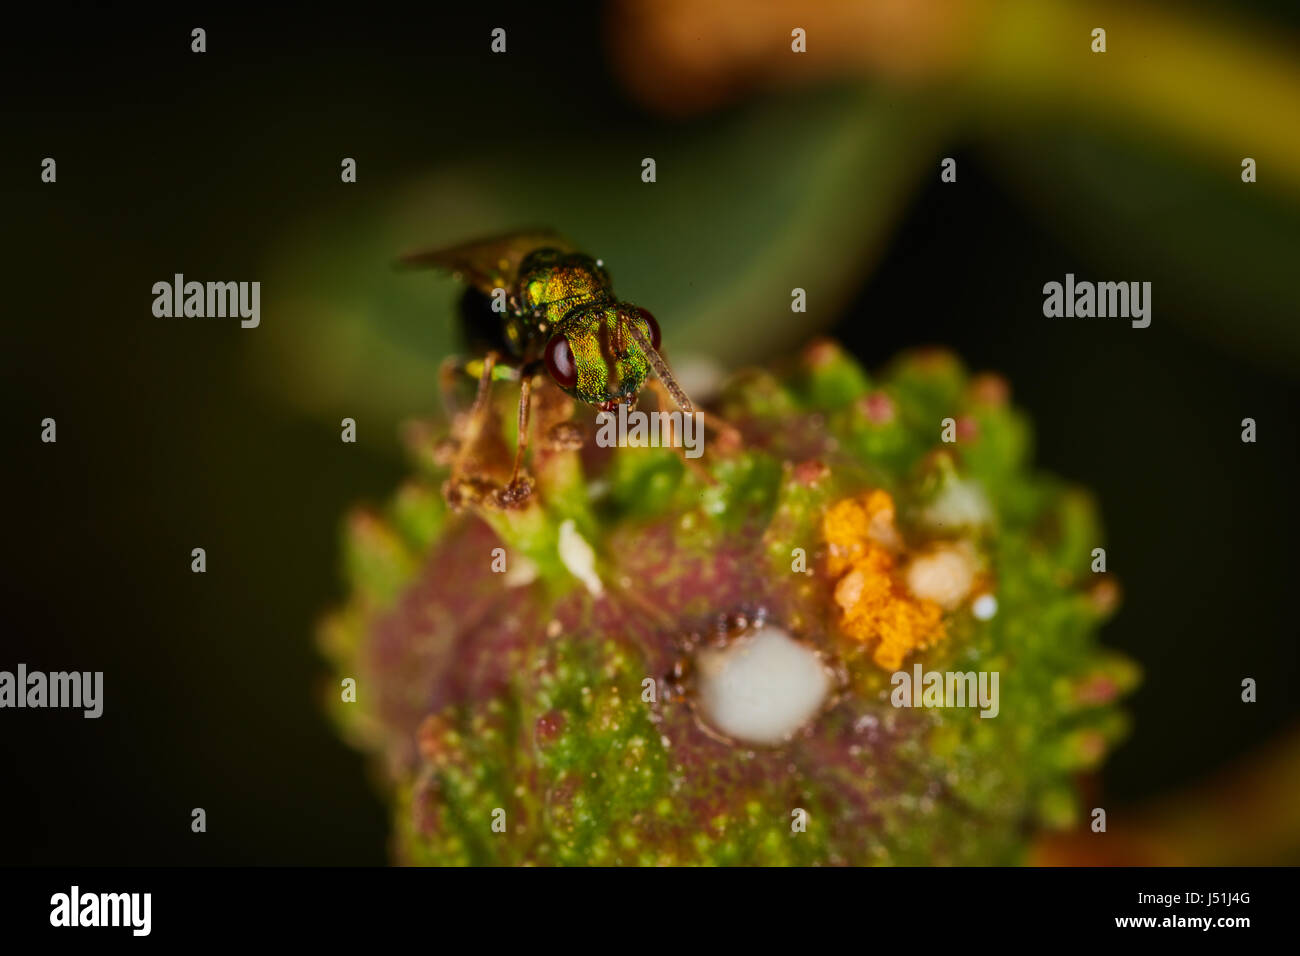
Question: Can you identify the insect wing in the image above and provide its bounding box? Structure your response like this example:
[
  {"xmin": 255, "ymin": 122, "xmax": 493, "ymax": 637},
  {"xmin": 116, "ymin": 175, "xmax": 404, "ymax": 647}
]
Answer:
[{"xmin": 397, "ymin": 229, "xmax": 577, "ymax": 295}]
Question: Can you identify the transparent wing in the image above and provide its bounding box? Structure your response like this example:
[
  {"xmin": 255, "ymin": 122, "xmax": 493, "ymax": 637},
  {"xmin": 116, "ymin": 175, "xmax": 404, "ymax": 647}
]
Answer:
[{"xmin": 397, "ymin": 229, "xmax": 577, "ymax": 295}]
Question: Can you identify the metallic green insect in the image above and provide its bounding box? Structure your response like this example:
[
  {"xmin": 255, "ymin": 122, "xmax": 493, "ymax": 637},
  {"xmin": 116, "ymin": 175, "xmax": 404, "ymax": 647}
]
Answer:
[{"xmin": 400, "ymin": 230, "xmax": 694, "ymax": 507}]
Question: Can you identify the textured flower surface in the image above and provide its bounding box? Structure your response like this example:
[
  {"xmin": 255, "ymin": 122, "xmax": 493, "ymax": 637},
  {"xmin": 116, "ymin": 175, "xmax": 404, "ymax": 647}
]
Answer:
[{"xmin": 321, "ymin": 339, "xmax": 1137, "ymax": 865}]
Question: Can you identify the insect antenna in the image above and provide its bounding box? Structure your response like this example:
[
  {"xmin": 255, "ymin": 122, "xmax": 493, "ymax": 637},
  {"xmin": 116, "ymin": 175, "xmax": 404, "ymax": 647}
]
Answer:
[{"xmin": 626, "ymin": 321, "xmax": 694, "ymax": 414}]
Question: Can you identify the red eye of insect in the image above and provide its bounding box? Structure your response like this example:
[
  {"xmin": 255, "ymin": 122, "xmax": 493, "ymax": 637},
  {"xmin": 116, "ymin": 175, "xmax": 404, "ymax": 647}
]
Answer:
[
  {"xmin": 637, "ymin": 308, "xmax": 661, "ymax": 351},
  {"xmin": 545, "ymin": 333, "xmax": 577, "ymax": 388}
]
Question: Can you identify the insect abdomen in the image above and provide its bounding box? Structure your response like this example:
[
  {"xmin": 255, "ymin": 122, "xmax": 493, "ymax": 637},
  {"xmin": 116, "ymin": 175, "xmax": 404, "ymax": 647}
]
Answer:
[{"xmin": 457, "ymin": 286, "xmax": 518, "ymax": 357}]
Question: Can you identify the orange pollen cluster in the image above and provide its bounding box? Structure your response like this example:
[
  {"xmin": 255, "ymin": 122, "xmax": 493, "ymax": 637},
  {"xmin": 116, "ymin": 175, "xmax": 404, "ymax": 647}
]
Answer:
[{"xmin": 822, "ymin": 491, "xmax": 945, "ymax": 671}]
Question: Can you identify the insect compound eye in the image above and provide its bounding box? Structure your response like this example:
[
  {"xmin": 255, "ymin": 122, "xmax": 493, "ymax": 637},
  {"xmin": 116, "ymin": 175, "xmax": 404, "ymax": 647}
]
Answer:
[
  {"xmin": 636, "ymin": 307, "xmax": 661, "ymax": 351},
  {"xmin": 544, "ymin": 333, "xmax": 578, "ymax": 389}
]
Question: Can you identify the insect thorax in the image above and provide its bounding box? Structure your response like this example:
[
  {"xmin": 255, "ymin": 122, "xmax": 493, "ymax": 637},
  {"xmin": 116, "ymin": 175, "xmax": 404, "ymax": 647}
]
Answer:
[{"xmin": 514, "ymin": 250, "xmax": 614, "ymax": 337}]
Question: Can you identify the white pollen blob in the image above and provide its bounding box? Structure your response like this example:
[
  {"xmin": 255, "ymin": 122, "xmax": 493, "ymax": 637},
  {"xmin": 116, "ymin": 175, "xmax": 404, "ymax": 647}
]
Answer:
[
  {"xmin": 695, "ymin": 625, "xmax": 830, "ymax": 745},
  {"xmin": 920, "ymin": 478, "xmax": 993, "ymax": 532},
  {"xmin": 905, "ymin": 542, "xmax": 977, "ymax": 610},
  {"xmin": 972, "ymin": 593, "xmax": 998, "ymax": 620},
  {"xmin": 558, "ymin": 520, "xmax": 602, "ymax": 595}
]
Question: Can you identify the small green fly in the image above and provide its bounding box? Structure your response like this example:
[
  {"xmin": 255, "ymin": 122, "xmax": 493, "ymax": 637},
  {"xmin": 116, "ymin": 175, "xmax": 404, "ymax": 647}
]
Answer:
[{"xmin": 401, "ymin": 230, "xmax": 696, "ymax": 508}]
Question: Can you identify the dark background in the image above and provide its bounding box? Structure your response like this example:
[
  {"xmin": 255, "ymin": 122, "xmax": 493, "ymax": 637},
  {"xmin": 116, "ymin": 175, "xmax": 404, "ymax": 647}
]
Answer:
[{"xmin": 2, "ymin": 4, "xmax": 1297, "ymax": 864}]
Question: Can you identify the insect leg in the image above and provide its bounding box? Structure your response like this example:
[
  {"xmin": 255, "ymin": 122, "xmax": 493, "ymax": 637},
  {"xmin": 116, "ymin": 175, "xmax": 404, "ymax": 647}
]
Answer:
[
  {"xmin": 510, "ymin": 375, "xmax": 532, "ymax": 482},
  {"xmin": 491, "ymin": 375, "xmax": 537, "ymax": 515},
  {"xmin": 491, "ymin": 371, "xmax": 538, "ymax": 508},
  {"xmin": 644, "ymin": 373, "xmax": 743, "ymax": 450},
  {"xmin": 469, "ymin": 351, "xmax": 498, "ymax": 419},
  {"xmin": 439, "ymin": 353, "xmax": 520, "ymax": 423},
  {"xmin": 445, "ymin": 351, "xmax": 512, "ymax": 508}
]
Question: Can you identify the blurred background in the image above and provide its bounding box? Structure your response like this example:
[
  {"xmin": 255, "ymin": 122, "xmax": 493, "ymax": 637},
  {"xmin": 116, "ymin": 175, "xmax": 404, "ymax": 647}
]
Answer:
[{"xmin": 2, "ymin": 0, "xmax": 1297, "ymax": 864}]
